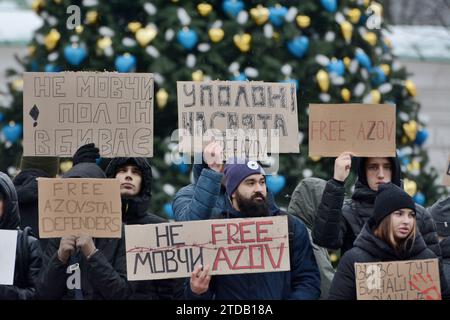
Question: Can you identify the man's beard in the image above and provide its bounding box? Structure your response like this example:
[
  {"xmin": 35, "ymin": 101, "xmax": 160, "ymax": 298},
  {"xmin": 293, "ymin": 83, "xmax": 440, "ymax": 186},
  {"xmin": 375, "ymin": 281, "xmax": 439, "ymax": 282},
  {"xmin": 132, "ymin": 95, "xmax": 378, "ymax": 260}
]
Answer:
[{"xmin": 235, "ymin": 191, "xmax": 269, "ymax": 217}]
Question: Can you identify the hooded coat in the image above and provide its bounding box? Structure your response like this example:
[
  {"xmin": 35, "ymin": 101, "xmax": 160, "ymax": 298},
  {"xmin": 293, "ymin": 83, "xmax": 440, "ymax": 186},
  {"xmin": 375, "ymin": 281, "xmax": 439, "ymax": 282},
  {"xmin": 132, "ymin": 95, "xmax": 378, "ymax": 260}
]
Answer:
[
  {"xmin": 37, "ymin": 163, "xmax": 131, "ymax": 300},
  {"xmin": 328, "ymin": 220, "xmax": 448, "ymax": 300},
  {"xmin": 105, "ymin": 158, "xmax": 184, "ymax": 300},
  {"xmin": 287, "ymin": 177, "xmax": 335, "ymax": 299},
  {"xmin": 312, "ymin": 156, "xmax": 440, "ymax": 256},
  {"xmin": 0, "ymin": 171, "xmax": 42, "ymax": 300}
]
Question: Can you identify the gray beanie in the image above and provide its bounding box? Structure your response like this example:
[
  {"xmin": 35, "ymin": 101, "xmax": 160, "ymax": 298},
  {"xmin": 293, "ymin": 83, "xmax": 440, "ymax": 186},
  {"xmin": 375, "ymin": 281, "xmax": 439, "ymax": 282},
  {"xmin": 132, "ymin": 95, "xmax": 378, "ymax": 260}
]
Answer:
[{"xmin": 429, "ymin": 197, "xmax": 450, "ymax": 237}]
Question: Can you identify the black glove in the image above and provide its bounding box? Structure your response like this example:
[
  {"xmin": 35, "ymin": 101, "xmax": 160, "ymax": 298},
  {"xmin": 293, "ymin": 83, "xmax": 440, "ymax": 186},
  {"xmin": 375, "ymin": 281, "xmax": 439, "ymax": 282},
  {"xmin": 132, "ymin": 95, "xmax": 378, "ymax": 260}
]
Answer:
[{"xmin": 72, "ymin": 143, "xmax": 100, "ymax": 166}]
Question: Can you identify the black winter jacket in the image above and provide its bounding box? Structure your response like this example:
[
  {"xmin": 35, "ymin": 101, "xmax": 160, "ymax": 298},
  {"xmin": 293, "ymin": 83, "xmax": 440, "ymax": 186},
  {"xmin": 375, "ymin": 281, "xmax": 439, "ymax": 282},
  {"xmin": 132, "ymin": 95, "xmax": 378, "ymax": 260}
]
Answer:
[
  {"xmin": 439, "ymin": 237, "xmax": 450, "ymax": 289},
  {"xmin": 328, "ymin": 221, "xmax": 448, "ymax": 300},
  {"xmin": 313, "ymin": 157, "xmax": 440, "ymax": 256},
  {"xmin": 106, "ymin": 158, "xmax": 184, "ymax": 300},
  {"xmin": 0, "ymin": 171, "xmax": 42, "ymax": 300}
]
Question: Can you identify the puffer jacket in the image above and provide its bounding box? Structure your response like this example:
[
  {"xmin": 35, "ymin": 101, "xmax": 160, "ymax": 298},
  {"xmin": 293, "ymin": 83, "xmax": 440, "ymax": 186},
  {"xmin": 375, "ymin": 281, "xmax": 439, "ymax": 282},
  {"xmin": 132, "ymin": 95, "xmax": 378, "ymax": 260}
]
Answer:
[
  {"xmin": 287, "ymin": 177, "xmax": 335, "ymax": 299},
  {"xmin": 184, "ymin": 199, "xmax": 321, "ymax": 300},
  {"xmin": 36, "ymin": 163, "xmax": 131, "ymax": 300},
  {"xmin": 313, "ymin": 157, "xmax": 440, "ymax": 257},
  {"xmin": 106, "ymin": 157, "xmax": 184, "ymax": 300},
  {"xmin": 329, "ymin": 220, "xmax": 448, "ymax": 300},
  {"xmin": 0, "ymin": 171, "xmax": 42, "ymax": 300}
]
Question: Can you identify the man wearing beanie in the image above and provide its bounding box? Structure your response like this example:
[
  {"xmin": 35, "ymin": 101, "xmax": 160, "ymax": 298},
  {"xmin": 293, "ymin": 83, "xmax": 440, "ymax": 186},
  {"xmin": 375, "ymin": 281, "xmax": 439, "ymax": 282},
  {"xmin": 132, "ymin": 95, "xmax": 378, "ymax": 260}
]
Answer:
[
  {"xmin": 429, "ymin": 196, "xmax": 450, "ymax": 286},
  {"xmin": 329, "ymin": 183, "xmax": 448, "ymax": 300},
  {"xmin": 313, "ymin": 152, "xmax": 439, "ymax": 257},
  {"xmin": 185, "ymin": 158, "xmax": 321, "ymax": 300}
]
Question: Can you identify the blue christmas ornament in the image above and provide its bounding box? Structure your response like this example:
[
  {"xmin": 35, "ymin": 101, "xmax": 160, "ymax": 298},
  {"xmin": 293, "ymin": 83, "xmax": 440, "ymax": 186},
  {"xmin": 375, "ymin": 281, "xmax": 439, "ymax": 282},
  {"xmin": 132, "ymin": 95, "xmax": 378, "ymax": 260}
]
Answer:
[
  {"xmin": 327, "ymin": 60, "xmax": 345, "ymax": 76},
  {"xmin": 0, "ymin": 113, "xmax": 4, "ymax": 123},
  {"xmin": 44, "ymin": 64, "xmax": 61, "ymax": 72},
  {"xmin": 177, "ymin": 162, "xmax": 190, "ymax": 174},
  {"xmin": 413, "ymin": 192, "xmax": 425, "ymax": 206},
  {"xmin": 63, "ymin": 45, "xmax": 87, "ymax": 66},
  {"xmin": 266, "ymin": 174, "xmax": 286, "ymax": 195},
  {"xmin": 115, "ymin": 54, "xmax": 136, "ymax": 73},
  {"xmin": 371, "ymin": 67, "xmax": 386, "ymax": 86},
  {"xmin": 269, "ymin": 6, "xmax": 288, "ymax": 27},
  {"xmin": 30, "ymin": 60, "xmax": 39, "ymax": 71},
  {"xmin": 176, "ymin": 28, "xmax": 199, "ymax": 50},
  {"xmin": 232, "ymin": 73, "xmax": 247, "ymax": 81},
  {"xmin": 2, "ymin": 123, "xmax": 22, "ymax": 143},
  {"xmin": 320, "ymin": 0, "xmax": 337, "ymax": 13},
  {"xmin": 222, "ymin": 0, "xmax": 244, "ymax": 18},
  {"xmin": 414, "ymin": 129, "xmax": 429, "ymax": 146},
  {"xmin": 356, "ymin": 50, "xmax": 372, "ymax": 71},
  {"xmin": 163, "ymin": 203, "xmax": 174, "ymax": 219},
  {"xmin": 282, "ymin": 78, "xmax": 299, "ymax": 90},
  {"xmin": 287, "ymin": 36, "xmax": 309, "ymax": 59}
]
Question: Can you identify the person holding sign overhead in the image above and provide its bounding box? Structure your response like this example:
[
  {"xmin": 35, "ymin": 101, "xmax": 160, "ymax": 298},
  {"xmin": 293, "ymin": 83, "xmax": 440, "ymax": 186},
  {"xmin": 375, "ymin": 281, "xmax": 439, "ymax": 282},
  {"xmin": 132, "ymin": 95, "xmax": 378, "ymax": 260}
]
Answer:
[
  {"xmin": 0, "ymin": 172, "xmax": 42, "ymax": 299},
  {"xmin": 185, "ymin": 159, "xmax": 321, "ymax": 300},
  {"xmin": 313, "ymin": 153, "xmax": 440, "ymax": 256},
  {"xmin": 328, "ymin": 183, "xmax": 448, "ymax": 299}
]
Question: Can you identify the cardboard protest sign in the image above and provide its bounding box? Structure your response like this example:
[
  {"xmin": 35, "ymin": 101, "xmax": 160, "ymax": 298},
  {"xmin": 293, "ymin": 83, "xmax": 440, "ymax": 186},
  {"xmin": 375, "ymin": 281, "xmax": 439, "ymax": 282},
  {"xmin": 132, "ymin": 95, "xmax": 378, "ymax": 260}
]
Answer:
[
  {"xmin": 23, "ymin": 72, "xmax": 154, "ymax": 157},
  {"xmin": 355, "ymin": 259, "xmax": 441, "ymax": 300},
  {"xmin": 443, "ymin": 155, "xmax": 450, "ymax": 186},
  {"xmin": 38, "ymin": 178, "xmax": 122, "ymax": 238},
  {"xmin": 308, "ymin": 104, "xmax": 396, "ymax": 157},
  {"xmin": 125, "ymin": 216, "xmax": 289, "ymax": 280},
  {"xmin": 0, "ymin": 230, "xmax": 18, "ymax": 285},
  {"xmin": 177, "ymin": 81, "xmax": 299, "ymax": 159}
]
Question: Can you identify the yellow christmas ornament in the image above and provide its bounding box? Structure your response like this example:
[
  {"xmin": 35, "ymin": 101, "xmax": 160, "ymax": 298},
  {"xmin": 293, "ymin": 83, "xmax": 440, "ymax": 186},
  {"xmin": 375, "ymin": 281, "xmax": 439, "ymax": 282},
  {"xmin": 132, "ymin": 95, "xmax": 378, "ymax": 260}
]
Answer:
[
  {"xmin": 340, "ymin": 21, "xmax": 353, "ymax": 43},
  {"xmin": 403, "ymin": 179, "xmax": 417, "ymax": 197},
  {"xmin": 233, "ymin": 33, "xmax": 251, "ymax": 52},
  {"xmin": 192, "ymin": 70, "xmax": 204, "ymax": 81},
  {"xmin": 316, "ymin": 70, "xmax": 329, "ymax": 93},
  {"xmin": 347, "ymin": 8, "xmax": 361, "ymax": 24},
  {"xmin": 309, "ymin": 156, "xmax": 321, "ymax": 162},
  {"xmin": 208, "ymin": 28, "xmax": 224, "ymax": 43},
  {"xmin": 197, "ymin": 3, "xmax": 213, "ymax": 16},
  {"xmin": 28, "ymin": 45, "xmax": 36, "ymax": 56},
  {"xmin": 405, "ymin": 80, "xmax": 417, "ymax": 97},
  {"xmin": 296, "ymin": 15, "xmax": 311, "ymax": 28},
  {"xmin": 402, "ymin": 120, "xmax": 418, "ymax": 141},
  {"xmin": 97, "ymin": 37, "xmax": 112, "ymax": 50},
  {"xmin": 60, "ymin": 160, "xmax": 73, "ymax": 174},
  {"xmin": 363, "ymin": 0, "xmax": 370, "ymax": 7},
  {"xmin": 75, "ymin": 25, "xmax": 84, "ymax": 34},
  {"xmin": 32, "ymin": 0, "xmax": 44, "ymax": 12},
  {"xmin": 363, "ymin": 32, "xmax": 377, "ymax": 46},
  {"xmin": 12, "ymin": 79, "xmax": 24, "ymax": 92},
  {"xmin": 370, "ymin": 89, "xmax": 381, "ymax": 103},
  {"xmin": 329, "ymin": 253, "xmax": 338, "ymax": 263},
  {"xmin": 250, "ymin": 5, "xmax": 270, "ymax": 26},
  {"xmin": 136, "ymin": 26, "xmax": 158, "ymax": 47},
  {"xmin": 343, "ymin": 57, "xmax": 351, "ymax": 68},
  {"xmin": 380, "ymin": 63, "xmax": 390, "ymax": 76},
  {"xmin": 341, "ymin": 88, "xmax": 351, "ymax": 102},
  {"xmin": 128, "ymin": 22, "xmax": 142, "ymax": 33},
  {"xmin": 86, "ymin": 10, "xmax": 98, "ymax": 25},
  {"xmin": 407, "ymin": 160, "xmax": 421, "ymax": 172},
  {"xmin": 44, "ymin": 28, "xmax": 61, "ymax": 51},
  {"xmin": 156, "ymin": 88, "xmax": 169, "ymax": 109}
]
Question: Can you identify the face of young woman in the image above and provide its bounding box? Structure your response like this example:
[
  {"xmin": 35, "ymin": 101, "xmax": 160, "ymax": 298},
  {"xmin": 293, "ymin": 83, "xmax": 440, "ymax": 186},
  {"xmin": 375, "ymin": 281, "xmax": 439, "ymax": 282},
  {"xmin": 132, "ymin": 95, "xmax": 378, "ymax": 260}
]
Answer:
[{"xmin": 391, "ymin": 208, "xmax": 415, "ymax": 239}]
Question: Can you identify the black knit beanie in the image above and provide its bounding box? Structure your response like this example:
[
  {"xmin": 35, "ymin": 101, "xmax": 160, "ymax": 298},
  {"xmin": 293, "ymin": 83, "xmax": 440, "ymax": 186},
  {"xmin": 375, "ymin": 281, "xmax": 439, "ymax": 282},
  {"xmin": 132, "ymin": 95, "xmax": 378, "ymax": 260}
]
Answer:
[{"xmin": 371, "ymin": 182, "xmax": 416, "ymax": 227}]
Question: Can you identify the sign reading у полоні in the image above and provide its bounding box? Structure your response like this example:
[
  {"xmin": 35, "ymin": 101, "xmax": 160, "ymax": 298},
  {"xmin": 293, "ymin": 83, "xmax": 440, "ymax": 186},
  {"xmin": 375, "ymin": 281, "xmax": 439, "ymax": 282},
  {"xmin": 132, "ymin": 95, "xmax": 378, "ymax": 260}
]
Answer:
[
  {"xmin": 125, "ymin": 216, "xmax": 290, "ymax": 280},
  {"xmin": 308, "ymin": 104, "xmax": 396, "ymax": 157},
  {"xmin": 355, "ymin": 259, "xmax": 441, "ymax": 300},
  {"xmin": 177, "ymin": 81, "xmax": 299, "ymax": 160},
  {"xmin": 38, "ymin": 178, "xmax": 122, "ymax": 238},
  {"xmin": 23, "ymin": 72, "xmax": 154, "ymax": 157}
]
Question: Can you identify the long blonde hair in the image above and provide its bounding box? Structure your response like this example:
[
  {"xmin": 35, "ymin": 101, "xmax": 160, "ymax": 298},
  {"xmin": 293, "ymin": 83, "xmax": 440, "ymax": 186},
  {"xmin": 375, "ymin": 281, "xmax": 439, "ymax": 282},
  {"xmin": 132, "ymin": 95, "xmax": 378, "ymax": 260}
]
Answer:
[{"xmin": 373, "ymin": 214, "xmax": 417, "ymax": 252}]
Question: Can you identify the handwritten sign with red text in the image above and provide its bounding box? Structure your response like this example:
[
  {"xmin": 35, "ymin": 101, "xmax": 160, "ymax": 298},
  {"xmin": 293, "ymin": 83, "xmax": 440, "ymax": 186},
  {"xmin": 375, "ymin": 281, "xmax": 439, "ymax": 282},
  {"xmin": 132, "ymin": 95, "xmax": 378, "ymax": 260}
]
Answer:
[
  {"xmin": 355, "ymin": 259, "xmax": 441, "ymax": 300},
  {"xmin": 308, "ymin": 104, "xmax": 396, "ymax": 157},
  {"xmin": 125, "ymin": 216, "xmax": 289, "ymax": 280}
]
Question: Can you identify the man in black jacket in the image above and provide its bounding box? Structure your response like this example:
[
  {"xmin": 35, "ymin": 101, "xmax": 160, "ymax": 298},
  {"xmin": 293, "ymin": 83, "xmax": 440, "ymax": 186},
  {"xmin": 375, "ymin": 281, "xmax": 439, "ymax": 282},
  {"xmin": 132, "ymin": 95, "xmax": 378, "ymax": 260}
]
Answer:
[
  {"xmin": 312, "ymin": 153, "xmax": 440, "ymax": 256},
  {"xmin": 0, "ymin": 171, "xmax": 42, "ymax": 300}
]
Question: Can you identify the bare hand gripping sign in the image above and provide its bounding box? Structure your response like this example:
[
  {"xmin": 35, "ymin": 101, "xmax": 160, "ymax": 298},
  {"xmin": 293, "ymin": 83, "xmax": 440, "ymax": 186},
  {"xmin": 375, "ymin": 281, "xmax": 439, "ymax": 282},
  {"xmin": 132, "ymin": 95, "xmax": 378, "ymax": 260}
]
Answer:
[
  {"xmin": 308, "ymin": 104, "xmax": 396, "ymax": 157},
  {"xmin": 23, "ymin": 72, "xmax": 154, "ymax": 157},
  {"xmin": 38, "ymin": 178, "xmax": 122, "ymax": 238},
  {"xmin": 177, "ymin": 81, "xmax": 299, "ymax": 159},
  {"xmin": 355, "ymin": 259, "xmax": 441, "ymax": 300},
  {"xmin": 125, "ymin": 216, "xmax": 290, "ymax": 280}
]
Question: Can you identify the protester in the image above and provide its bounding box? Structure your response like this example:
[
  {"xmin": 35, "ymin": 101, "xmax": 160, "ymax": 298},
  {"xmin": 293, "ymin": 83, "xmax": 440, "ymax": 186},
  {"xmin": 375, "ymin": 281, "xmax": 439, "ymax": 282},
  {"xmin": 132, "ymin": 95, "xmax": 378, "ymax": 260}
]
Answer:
[
  {"xmin": 0, "ymin": 171, "xmax": 42, "ymax": 300},
  {"xmin": 288, "ymin": 177, "xmax": 335, "ymax": 299},
  {"xmin": 328, "ymin": 183, "xmax": 447, "ymax": 300},
  {"xmin": 313, "ymin": 153, "xmax": 439, "ymax": 256},
  {"xmin": 185, "ymin": 159, "xmax": 321, "ymax": 299}
]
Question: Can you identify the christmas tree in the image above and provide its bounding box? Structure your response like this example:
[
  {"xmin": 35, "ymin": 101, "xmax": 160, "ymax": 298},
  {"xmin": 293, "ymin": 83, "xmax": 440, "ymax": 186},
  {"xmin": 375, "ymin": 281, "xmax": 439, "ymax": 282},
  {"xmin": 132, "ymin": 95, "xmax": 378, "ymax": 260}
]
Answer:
[{"xmin": 0, "ymin": 0, "xmax": 446, "ymax": 219}]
